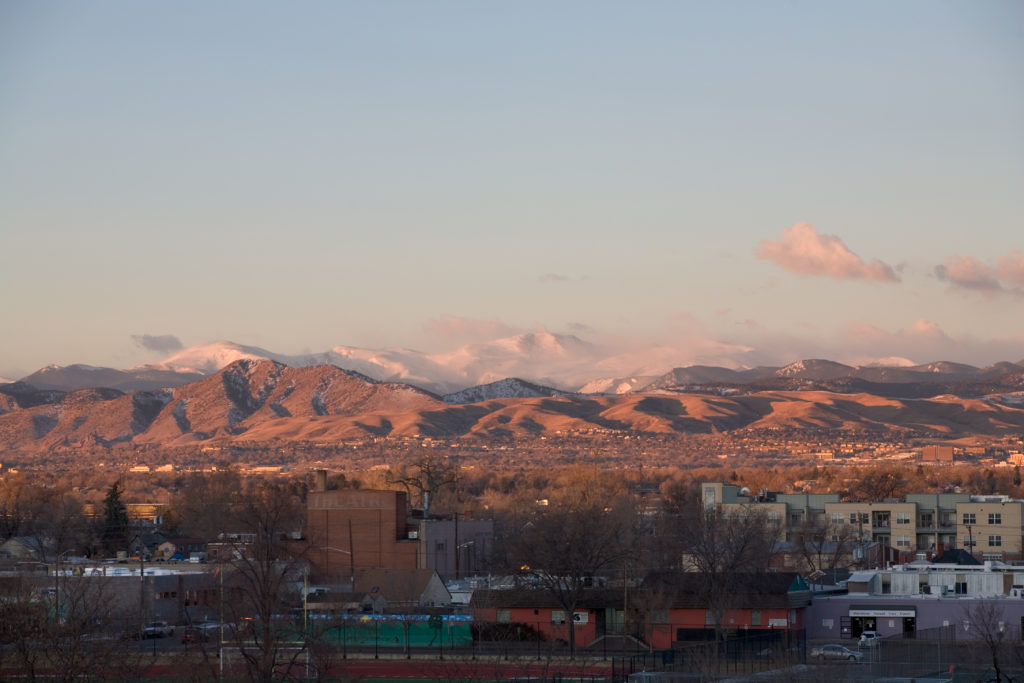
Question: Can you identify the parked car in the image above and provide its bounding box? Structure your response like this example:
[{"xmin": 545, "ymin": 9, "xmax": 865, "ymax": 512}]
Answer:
[
  {"xmin": 810, "ymin": 644, "xmax": 865, "ymax": 661},
  {"xmin": 858, "ymin": 631, "xmax": 881, "ymax": 648},
  {"xmin": 181, "ymin": 626, "xmax": 210, "ymax": 644},
  {"xmin": 142, "ymin": 621, "xmax": 175, "ymax": 638}
]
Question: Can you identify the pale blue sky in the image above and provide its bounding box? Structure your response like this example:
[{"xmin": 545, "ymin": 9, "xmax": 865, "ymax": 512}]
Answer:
[{"xmin": 2, "ymin": 1, "xmax": 1022, "ymax": 378}]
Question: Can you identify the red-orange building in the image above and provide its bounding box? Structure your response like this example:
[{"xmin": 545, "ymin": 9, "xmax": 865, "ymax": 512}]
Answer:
[{"xmin": 470, "ymin": 573, "xmax": 811, "ymax": 650}]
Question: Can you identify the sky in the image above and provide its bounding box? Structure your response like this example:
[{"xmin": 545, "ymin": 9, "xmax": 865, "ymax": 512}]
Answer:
[{"xmin": 1, "ymin": 1, "xmax": 1022, "ymax": 379}]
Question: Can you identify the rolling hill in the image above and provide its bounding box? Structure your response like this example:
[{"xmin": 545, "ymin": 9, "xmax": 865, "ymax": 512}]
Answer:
[{"xmin": 2, "ymin": 359, "xmax": 1024, "ymax": 453}]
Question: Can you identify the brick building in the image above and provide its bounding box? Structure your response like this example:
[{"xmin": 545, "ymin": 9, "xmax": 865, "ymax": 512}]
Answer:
[{"xmin": 306, "ymin": 487, "xmax": 419, "ymax": 583}]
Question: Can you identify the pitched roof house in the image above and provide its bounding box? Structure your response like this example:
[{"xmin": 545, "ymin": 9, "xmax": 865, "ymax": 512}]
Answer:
[{"xmin": 354, "ymin": 568, "xmax": 451, "ymax": 611}]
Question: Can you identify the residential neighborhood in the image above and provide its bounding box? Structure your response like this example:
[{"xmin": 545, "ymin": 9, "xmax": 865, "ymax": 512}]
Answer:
[{"xmin": 4, "ymin": 464, "xmax": 1024, "ymax": 680}]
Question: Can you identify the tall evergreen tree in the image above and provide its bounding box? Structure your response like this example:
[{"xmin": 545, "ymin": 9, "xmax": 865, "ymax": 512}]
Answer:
[{"xmin": 102, "ymin": 481, "xmax": 129, "ymax": 553}]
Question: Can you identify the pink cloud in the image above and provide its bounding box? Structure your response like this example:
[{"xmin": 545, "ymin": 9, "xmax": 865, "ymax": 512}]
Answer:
[
  {"xmin": 935, "ymin": 250, "xmax": 1024, "ymax": 295},
  {"xmin": 422, "ymin": 315, "xmax": 519, "ymax": 345},
  {"xmin": 997, "ymin": 250, "xmax": 1024, "ymax": 287},
  {"xmin": 756, "ymin": 223, "xmax": 900, "ymax": 282},
  {"xmin": 734, "ymin": 318, "xmax": 1021, "ymax": 367}
]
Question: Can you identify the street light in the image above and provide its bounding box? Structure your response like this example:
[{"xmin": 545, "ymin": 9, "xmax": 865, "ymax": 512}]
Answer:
[
  {"xmin": 53, "ymin": 548, "xmax": 75, "ymax": 624},
  {"xmin": 320, "ymin": 546, "xmax": 355, "ymax": 589},
  {"xmin": 319, "ymin": 546, "xmax": 357, "ymax": 661}
]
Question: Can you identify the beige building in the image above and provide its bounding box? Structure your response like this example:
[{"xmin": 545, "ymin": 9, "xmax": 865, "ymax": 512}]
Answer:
[
  {"xmin": 702, "ymin": 483, "xmax": 1024, "ymax": 562},
  {"xmin": 959, "ymin": 495, "xmax": 1024, "ymax": 561},
  {"xmin": 822, "ymin": 501, "xmax": 919, "ymax": 552}
]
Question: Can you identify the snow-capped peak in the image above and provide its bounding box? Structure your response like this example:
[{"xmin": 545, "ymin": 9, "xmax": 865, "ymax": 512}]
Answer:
[
  {"xmin": 141, "ymin": 341, "xmax": 279, "ymax": 375},
  {"xmin": 859, "ymin": 357, "xmax": 918, "ymax": 368}
]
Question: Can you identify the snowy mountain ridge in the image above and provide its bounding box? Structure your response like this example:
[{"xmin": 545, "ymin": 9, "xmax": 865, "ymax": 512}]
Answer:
[
  {"xmin": 12, "ymin": 336, "xmax": 1024, "ymax": 397},
  {"xmin": 442, "ymin": 378, "xmax": 572, "ymax": 404}
]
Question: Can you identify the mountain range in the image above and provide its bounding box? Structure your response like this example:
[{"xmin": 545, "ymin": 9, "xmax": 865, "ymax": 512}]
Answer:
[
  {"xmin": 7, "ymin": 335, "xmax": 1024, "ymax": 398},
  {"xmin": 2, "ymin": 356, "xmax": 1024, "ymax": 453}
]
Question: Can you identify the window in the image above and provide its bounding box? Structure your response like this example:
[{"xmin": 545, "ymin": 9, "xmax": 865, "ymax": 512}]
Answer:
[
  {"xmin": 551, "ymin": 610, "xmax": 566, "ymax": 625},
  {"xmin": 849, "ymin": 513, "xmax": 858, "ymax": 524},
  {"xmin": 831, "ymin": 513, "xmax": 844, "ymax": 524},
  {"xmin": 989, "ymin": 513, "xmax": 1002, "ymax": 525},
  {"xmin": 989, "ymin": 536, "xmax": 1002, "ymax": 547},
  {"xmin": 881, "ymin": 580, "xmax": 891, "ymax": 594},
  {"xmin": 955, "ymin": 575, "xmax": 967, "ymax": 594},
  {"xmin": 497, "ymin": 610, "xmax": 511, "ymax": 624},
  {"xmin": 896, "ymin": 512, "xmax": 911, "ymax": 525},
  {"xmin": 790, "ymin": 513, "xmax": 803, "ymax": 525},
  {"xmin": 896, "ymin": 535, "xmax": 911, "ymax": 547},
  {"xmin": 963, "ymin": 513, "xmax": 976, "ymax": 525},
  {"xmin": 767, "ymin": 512, "xmax": 781, "ymax": 523}
]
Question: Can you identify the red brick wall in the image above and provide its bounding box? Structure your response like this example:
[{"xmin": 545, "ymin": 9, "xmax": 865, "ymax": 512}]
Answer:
[{"xmin": 307, "ymin": 490, "xmax": 418, "ymax": 580}]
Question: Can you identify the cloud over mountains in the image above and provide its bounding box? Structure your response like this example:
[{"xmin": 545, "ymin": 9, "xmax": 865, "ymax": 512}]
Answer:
[
  {"xmin": 936, "ymin": 250, "xmax": 1024, "ymax": 295},
  {"xmin": 756, "ymin": 223, "xmax": 900, "ymax": 282},
  {"xmin": 132, "ymin": 334, "xmax": 184, "ymax": 353}
]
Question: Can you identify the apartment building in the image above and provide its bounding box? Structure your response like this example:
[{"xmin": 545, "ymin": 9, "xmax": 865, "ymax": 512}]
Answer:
[
  {"xmin": 960, "ymin": 495, "xmax": 1024, "ymax": 561},
  {"xmin": 702, "ymin": 483, "xmax": 1024, "ymax": 562}
]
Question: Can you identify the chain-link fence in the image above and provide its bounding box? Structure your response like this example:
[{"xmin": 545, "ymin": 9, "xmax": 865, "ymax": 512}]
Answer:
[{"xmin": 609, "ymin": 625, "xmax": 1024, "ymax": 682}]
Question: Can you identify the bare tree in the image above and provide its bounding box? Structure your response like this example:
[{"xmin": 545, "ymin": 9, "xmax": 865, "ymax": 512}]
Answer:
[
  {"xmin": 791, "ymin": 517, "xmax": 860, "ymax": 574},
  {"xmin": 849, "ymin": 466, "xmax": 907, "ymax": 502},
  {"xmin": 676, "ymin": 504, "xmax": 780, "ymax": 643},
  {"xmin": 0, "ymin": 477, "xmax": 89, "ymax": 559},
  {"xmin": 219, "ymin": 481, "xmax": 310, "ymax": 683},
  {"xmin": 962, "ymin": 600, "xmax": 1014, "ymax": 683},
  {"xmin": 163, "ymin": 467, "xmax": 241, "ymax": 538},
  {"xmin": 386, "ymin": 452, "xmax": 458, "ymax": 518},
  {"xmin": 504, "ymin": 494, "xmax": 637, "ymax": 657},
  {"xmin": 0, "ymin": 572, "xmax": 154, "ymax": 682}
]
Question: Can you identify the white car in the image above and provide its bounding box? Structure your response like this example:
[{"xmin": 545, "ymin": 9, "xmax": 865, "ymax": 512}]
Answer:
[
  {"xmin": 858, "ymin": 631, "xmax": 881, "ymax": 648},
  {"xmin": 811, "ymin": 644, "xmax": 865, "ymax": 661}
]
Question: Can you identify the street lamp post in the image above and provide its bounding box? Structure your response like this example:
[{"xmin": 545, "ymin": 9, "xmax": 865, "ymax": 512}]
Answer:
[
  {"xmin": 320, "ymin": 546, "xmax": 355, "ymax": 589},
  {"xmin": 53, "ymin": 549, "xmax": 74, "ymax": 624}
]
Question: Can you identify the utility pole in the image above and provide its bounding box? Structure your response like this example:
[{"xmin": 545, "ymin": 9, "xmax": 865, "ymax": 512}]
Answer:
[
  {"xmin": 139, "ymin": 552, "xmax": 146, "ymax": 638},
  {"xmin": 348, "ymin": 519, "xmax": 355, "ymax": 590},
  {"xmin": 454, "ymin": 511, "xmax": 459, "ymax": 580}
]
